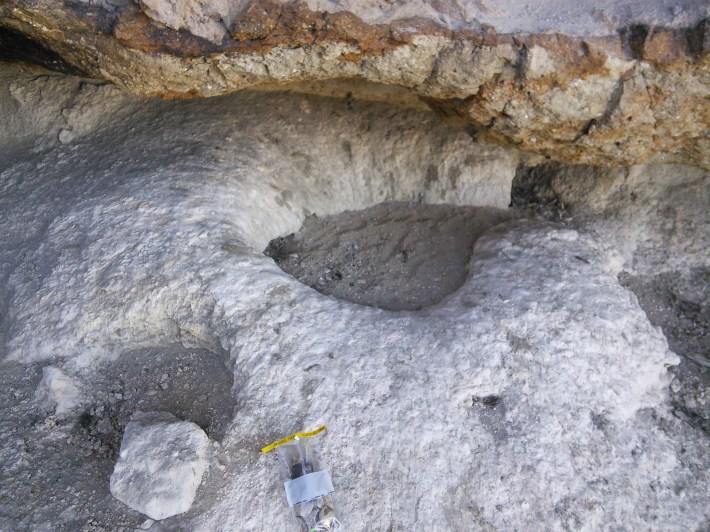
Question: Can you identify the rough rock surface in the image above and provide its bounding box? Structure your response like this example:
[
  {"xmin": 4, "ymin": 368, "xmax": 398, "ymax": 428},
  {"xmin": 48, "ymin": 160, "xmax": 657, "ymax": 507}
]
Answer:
[
  {"xmin": 109, "ymin": 411, "xmax": 211, "ymax": 520},
  {"xmin": 511, "ymin": 163, "xmax": 710, "ymax": 276},
  {"xmin": 510, "ymin": 161, "xmax": 710, "ymax": 438},
  {"xmin": 34, "ymin": 366, "xmax": 82, "ymax": 417},
  {"xmin": 1, "ymin": 1, "xmax": 709, "ymax": 167},
  {"xmin": 0, "ymin": 65, "xmax": 708, "ymax": 529}
]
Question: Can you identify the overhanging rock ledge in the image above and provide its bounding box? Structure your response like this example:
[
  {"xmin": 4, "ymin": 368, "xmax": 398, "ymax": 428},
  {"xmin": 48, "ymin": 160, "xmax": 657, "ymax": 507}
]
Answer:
[{"xmin": 1, "ymin": 0, "xmax": 708, "ymax": 168}]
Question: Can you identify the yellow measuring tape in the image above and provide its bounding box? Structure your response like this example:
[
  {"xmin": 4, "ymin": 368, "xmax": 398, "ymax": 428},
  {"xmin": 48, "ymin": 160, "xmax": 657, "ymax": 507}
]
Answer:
[{"xmin": 261, "ymin": 425, "xmax": 327, "ymax": 454}]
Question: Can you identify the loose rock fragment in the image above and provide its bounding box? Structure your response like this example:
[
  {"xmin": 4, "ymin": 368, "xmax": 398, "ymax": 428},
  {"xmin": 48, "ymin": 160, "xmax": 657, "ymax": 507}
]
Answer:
[
  {"xmin": 109, "ymin": 411, "xmax": 210, "ymax": 520},
  {"xmin": 34, "ymin": 366, "xmax": 82, "ymax": 416}
]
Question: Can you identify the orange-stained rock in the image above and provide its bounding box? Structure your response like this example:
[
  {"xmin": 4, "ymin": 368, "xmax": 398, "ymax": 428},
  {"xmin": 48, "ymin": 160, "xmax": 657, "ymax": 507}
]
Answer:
[{"xmin": 0, "ymin": 0, "xmax": 708, "ymax": 168}]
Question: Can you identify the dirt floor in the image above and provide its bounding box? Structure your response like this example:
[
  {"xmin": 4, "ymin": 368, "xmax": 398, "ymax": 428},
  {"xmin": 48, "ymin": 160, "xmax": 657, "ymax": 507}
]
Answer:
[
  {"xmin": 0, "ymin": 346, "xmax": 233, "ymax": 529},
  {"xmin": 264, "ymin": 202, "xmax": 519, "ymax": 311}
]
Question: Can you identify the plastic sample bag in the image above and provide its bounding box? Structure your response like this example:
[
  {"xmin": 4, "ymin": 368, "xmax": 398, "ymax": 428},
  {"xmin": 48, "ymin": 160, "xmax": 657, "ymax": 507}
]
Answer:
[{"xmin": 262, "ymin": 426, "xmax": 342, "ymax": 531}]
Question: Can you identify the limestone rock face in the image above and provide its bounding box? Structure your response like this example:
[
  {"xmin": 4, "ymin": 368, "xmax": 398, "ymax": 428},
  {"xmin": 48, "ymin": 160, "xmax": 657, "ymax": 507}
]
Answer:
[{"xmin": 1, "ymin": 0, "xmax": 708, "ymax": 168}]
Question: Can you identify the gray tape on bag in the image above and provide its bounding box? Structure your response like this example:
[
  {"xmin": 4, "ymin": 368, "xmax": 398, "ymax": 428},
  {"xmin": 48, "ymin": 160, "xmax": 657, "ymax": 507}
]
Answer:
[{"xmin": 284, "ymin": 470, "xmax": 335, "ymax": 507}]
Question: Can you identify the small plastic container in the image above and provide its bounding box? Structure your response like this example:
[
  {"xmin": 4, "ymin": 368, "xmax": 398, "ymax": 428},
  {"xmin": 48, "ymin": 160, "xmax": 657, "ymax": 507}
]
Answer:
[{"xmin": 263, "ymin": 426, "xmax": 342, "ymax": 531}]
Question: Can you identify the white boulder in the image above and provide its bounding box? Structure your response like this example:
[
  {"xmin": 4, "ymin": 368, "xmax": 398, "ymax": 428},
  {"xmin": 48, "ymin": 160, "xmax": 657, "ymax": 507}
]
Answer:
[{"xmin": 109, "ymin": 411, "xmax": 211, "ymax": 521}]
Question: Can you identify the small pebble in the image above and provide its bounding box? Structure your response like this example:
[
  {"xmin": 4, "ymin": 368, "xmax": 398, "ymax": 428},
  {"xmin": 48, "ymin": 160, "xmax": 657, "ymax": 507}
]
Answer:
[{"xmin": 58, "ymin": 128, "xmax": 75, "ymax": 144}]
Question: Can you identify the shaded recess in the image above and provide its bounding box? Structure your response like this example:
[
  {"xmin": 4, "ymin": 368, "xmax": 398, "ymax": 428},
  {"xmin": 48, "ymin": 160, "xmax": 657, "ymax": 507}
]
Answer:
[
  {"xmin": 0, "ymin": 27, "xmax": 84, "ymax": 75},
  {"xmin": 265, "ymin": 202, "xmax": 517, "ymax": 311},
  {"xmin": 85, "ymin": 346, "xmax": 235, "ymax": 448},
  {"xmin": 621, "ymin": 270, "xmax": 710, "ymax": 434}
]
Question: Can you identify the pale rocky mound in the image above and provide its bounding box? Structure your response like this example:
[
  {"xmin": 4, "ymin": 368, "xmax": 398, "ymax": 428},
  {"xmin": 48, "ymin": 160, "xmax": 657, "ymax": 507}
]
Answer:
[{"xmin": 1, "ymin": 0, "xmax": 709, "ymax": 167}]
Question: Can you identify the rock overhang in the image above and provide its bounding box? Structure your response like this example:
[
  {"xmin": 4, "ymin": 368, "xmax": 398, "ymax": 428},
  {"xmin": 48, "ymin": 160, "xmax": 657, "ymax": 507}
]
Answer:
[{"xmin": 0, "ymin": 0, "xmax": 709, "ymax": 168}]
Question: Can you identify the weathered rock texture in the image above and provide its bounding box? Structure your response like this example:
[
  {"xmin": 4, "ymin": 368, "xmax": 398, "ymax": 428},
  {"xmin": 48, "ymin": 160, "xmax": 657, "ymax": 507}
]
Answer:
[
  {"xmin": 1, "ymin": 0, "xmax": 709, "ymax": 168},
  {"xmin": 1, "ymin": 57, "xmax": 708, "ymax": 531},
  {"xmin": 109, "ymin": 411, "xmax": 210, "ymax": 520},
  {"xmin": 511, "ymin": 163, "xmax": 710, "ymax": 275}
]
